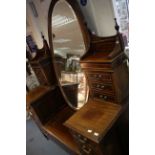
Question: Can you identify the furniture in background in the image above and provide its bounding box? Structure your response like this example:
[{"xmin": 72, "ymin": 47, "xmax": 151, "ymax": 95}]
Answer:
[{"xmin": 29, "ymin": 34, "xmax": 57, "ymax": 86}]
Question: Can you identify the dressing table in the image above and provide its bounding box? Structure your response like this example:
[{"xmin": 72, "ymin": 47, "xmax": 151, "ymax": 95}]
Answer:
[{"xmin": 26, "ymin": 0, "xmax": 129, "ymax": 154}]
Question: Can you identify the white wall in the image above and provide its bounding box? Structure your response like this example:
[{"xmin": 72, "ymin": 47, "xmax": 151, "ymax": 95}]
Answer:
[
  {"xmin": 77, "ymin": 0, "xmax": 116, "ymax": 36},
  {"xmin": 26, "ymin": 0, "xmax": 116, "ymax": 48}
]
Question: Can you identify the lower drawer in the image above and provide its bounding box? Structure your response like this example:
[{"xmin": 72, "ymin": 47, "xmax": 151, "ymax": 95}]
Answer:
[
  {"xmin": 86, "ymin": 71, "xmax": 112, "ymax": 83},
  {"xmin": 80, "ymin": 144, "xmax": 94, "ymax": 155},
  {"xmin": 90, "ymin": 83, "xmax": 114, "ymax": 94},
  {"xmin": 92, "ymin": 92, "xmax": 115, "ymax": 102}
]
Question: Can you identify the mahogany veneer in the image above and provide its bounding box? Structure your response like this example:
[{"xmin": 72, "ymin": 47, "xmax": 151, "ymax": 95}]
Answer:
[
  {"xmin": 26, "ymin": 86, "xmax": 80, "ymax": 154},
  {"xmin": 81, "ymin": 41, "xmax": 129, "ymax": 104},
  {"xmin": 26, "ymin": 0, "xmax": 129, "ymax": 154},
  {"xmin": 27, "ymin": 86, "xmax": 128, "ymax": 155}
]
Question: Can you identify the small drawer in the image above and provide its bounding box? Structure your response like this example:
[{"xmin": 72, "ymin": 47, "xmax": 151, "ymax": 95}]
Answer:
[
  {"xmin": 92, "ymin": 92, "xmax": 115, "ymax": 102},
  {"xmin": 71, "ymin": 132, "xmax": 94, "ymax": 154},
  {"xmin": 81, "ymin": 144, "xmax": 94, "ymax": 154},
  {"xmin": 72, "ymin": 133, "xmax": 88, "ymax": 144},
  {"xmin": 70, "ymin": 130, "xmax": 96, "ymax": 154},
  {"xmin": 87, "ymin": 72, "xmax": 112, "ymax": 83},
  {"xmin": 91, "ymin": 83, "xmax": 114, "ymax": 93}
]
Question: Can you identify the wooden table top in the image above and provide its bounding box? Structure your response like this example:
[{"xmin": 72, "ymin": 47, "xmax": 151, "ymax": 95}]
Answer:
[{"xmin": 64, "ymin": 100, "xmax": 122, "ymax": 143}]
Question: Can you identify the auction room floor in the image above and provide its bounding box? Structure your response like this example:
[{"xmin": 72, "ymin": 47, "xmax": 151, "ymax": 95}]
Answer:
[{"xmin": 26, "ymin": 119, "xmax": 69, "ymax": 155}]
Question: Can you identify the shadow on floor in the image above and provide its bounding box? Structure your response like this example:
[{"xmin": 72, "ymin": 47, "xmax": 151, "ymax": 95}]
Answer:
[{"xmin": 26, "ymin": 119, "xmax": 70, "ymax": 155}]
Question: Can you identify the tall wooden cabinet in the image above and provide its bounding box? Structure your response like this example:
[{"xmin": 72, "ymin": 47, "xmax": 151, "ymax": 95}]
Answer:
[
  {"xmin": 63, "ymin": 33, "xmax": 129, "ymax": 155},
  {"xmin": 80, "ymin": 33, "xmax": 128, "ymax": 104},
  {"xmin": 81, "ymin": 52, "xmax": 128, "ymax": 104},
  {"xmin": 29, "ymin": 35, "xmax": 57, "ymax": 86}
]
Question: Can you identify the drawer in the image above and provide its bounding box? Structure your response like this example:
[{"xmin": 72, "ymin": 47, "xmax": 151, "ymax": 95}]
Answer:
[
  {"xmin": 92, "ymin": 92, "xmax": 115, "ymax": 102},
  {"xmin": 69, "ymin": 128, "xmax": 104, "ymax": 154},
  {"xmin": 80, "ymin": 144, "xmax": 94, "ymax": 155},
  {"xmin": 90, "ymin": 83, "xmax": 114, "ymax": 93},
  {"xmin": 71, "ymin": 132, "xmax": 94, "ymax": 154},
  {"xmin": 86, "ymin": 72, "xmax": 112, "ymax": 83},
  {"xmin": 72, "ymin": 132, "xmax": 88, "ymax": 144}
]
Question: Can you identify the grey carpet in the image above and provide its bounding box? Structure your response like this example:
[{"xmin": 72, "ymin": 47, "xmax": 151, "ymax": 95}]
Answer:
[{"xmin": 26, "ymin": 119, "xmax": 70, "ymax": 155}]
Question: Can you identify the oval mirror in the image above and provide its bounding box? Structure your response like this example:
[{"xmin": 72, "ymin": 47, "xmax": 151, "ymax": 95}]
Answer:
[{"xmin": 48, "ymin": 0, "xmax": 90, "ymax": 110}]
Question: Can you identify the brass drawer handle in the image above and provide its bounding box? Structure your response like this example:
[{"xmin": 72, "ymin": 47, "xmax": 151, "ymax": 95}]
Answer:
[
  {"xmin": 76, "ymin": 135, "xmax": 87, "ymax": 143},
  {"xmin": 104, "ymin": 96, "xmax": 107, "ymax": 99},
  {"xmin": 99, "ymin": 95, "xmax": 107, "ymax": 100},
  {"xmin": 78, "ymin": 139, "xmax": 86, "ymax": 144},
  {"xmin": 96, "ymin": 84, "xmax": 100, "ymax": 88},
  {"xmin": 101, "ymin": 85, "xmax": 105, "ymax": 88},
  {"xmin": 99, "ymin": 95, "xmax": 103, "ymax": 98},
  {"xmin": 82, "ymin": 145, "xmax": 92, "ymax": 154},
  {"xmin": 96, "ymin": 85, "xmax": 105, "ymax": 89}
]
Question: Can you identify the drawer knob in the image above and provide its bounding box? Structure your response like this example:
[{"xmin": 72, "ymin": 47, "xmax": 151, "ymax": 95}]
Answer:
[
  {"xmin": 101, "ymin": 85, "xmax": 105, "ymax": 88},
  {"xmin": 99, "ymin": 95, "xmax": 107, "ymax": 100},
  {"xmin": 99, "ymin": 95, "xmax": 103, "ymax": 98},
  {"xmin": 96, "ymin": 84, "xmax": 100, "ymax": 88},
  {"xmin": 104, "ymin": 96, "xmax": 107, "ymax": 99},
  {"xmin": 98, "ymin": 75, "xmax": 102, "ymax": 78},
  {"xmin": 82, "ymin": 145, "xmax": 92, "ymax": 154}
]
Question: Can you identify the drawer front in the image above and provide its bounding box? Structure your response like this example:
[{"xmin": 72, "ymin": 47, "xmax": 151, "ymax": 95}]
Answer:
[
  {"xmin": 86, "ymin": 72, "xmax": 112, "ymax": 83},
  {"xmin": 71, "ymin": 131, "xmax": 95, "ymax": 154},
  {"xmin": 70, "ymin": 130, "xmax": 104, "ymax": 155},
  {"xmin": 80, "ymin": 144, "xmax": 94, "ymax": 155},
  {"xmin": 92, "ymin": 92, "xmax": 115, "ymax": 102},
  {"xmin": 72, "ymin": 132, "xmax": 88, "ymax": 144},
  {"xmin": 90, "ymin": 83, "xmax": 114, "ymax": 94}
]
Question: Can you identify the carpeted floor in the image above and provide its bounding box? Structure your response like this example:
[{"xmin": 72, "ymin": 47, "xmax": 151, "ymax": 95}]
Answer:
[{"xmin": 26, "ymin": 119, "xmax": 70, "ymax": 155}]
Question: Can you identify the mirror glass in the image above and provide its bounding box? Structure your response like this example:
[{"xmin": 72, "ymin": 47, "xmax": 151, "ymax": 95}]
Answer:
[{"xmin": 51, "ymin": 0, "xmax": 89, "ymax": 110}]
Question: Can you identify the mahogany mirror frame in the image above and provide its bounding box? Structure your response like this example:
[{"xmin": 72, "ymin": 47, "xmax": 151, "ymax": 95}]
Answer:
[{"xmin": 48, "ymin": 0, "xmax": 91, "ymax": 110}]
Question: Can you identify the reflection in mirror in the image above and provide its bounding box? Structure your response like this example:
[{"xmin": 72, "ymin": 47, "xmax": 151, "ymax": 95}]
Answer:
[{"xmin": 52, "ymin": 0, "xmax": 88, "ymax": 110}]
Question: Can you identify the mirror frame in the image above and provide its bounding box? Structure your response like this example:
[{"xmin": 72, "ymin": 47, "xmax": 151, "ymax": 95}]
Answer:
[{"xmin": 48, "ymin": 0, "xmax": 90, "ymax": 110}]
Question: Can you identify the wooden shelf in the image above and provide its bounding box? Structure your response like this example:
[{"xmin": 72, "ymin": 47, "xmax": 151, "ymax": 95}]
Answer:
[{"xmin": 42, "ymin": 106, "xmax": 80, "ymax": 154}]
